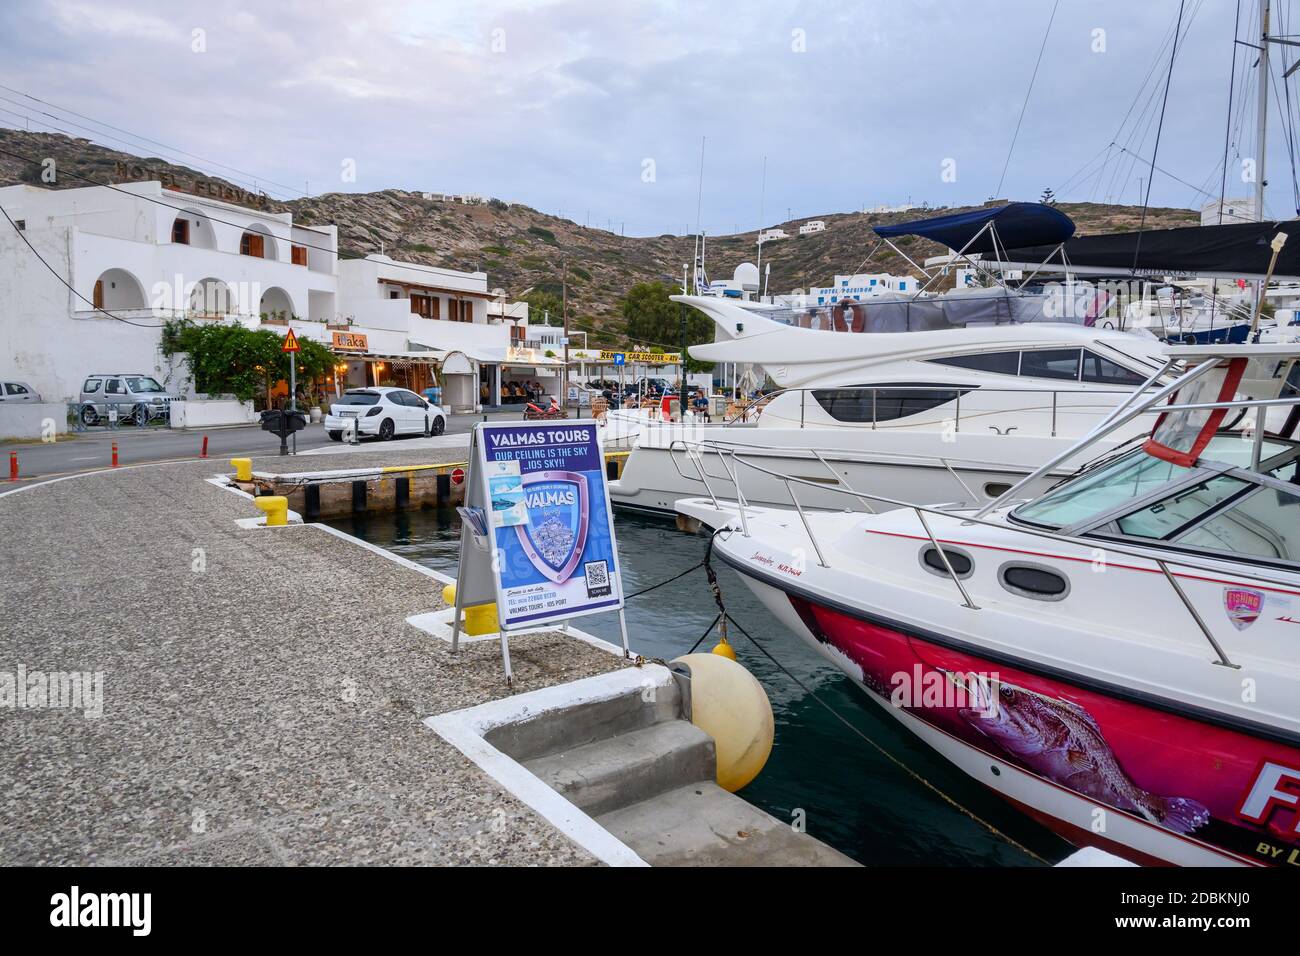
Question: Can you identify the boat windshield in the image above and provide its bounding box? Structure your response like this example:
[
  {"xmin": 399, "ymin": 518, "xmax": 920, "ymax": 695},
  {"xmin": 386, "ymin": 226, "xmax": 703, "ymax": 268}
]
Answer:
[{"xmin": 1012, "ymin": 435, "xmax": 1292, "ymax": 531}]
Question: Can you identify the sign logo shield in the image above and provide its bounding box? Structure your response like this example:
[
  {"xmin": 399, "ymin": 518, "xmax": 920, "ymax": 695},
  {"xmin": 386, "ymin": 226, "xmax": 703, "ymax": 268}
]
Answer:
[
  {"xmin": 1223, "ymin": 587, "xmax": 1264, "ymax": 631},
  {"xmin": 515, "ymin": 470, "xmax": 589, "ymax": 584}
]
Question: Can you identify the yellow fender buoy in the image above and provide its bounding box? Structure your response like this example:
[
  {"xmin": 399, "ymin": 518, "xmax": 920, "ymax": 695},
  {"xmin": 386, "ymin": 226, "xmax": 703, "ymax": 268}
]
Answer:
[
  {"xmin": 671, "ymin": 652, "xmax": 774, "ymax": 792},
  {"xmin": 711, "ymin": 639, "xmax": 737, "ymax": 661}
]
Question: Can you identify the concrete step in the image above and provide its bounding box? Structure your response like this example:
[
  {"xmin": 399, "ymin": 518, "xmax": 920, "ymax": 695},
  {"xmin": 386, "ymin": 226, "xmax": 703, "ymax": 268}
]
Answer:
[
  {"xmin": 522, "ymin": 719, "xmax": 715, "ymax": 817},
  {"xmin": 596, "ymin": 782, "xmax": 860, "ymax": 866},
  {"xmin": 486, "ymin": 677, "xmax": 683, "ymax": 763}
]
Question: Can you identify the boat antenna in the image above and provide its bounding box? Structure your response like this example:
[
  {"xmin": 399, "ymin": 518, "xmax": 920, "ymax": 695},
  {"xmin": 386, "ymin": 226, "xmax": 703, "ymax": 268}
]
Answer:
[
  {"xmin": 994, "ymin": 0, "xmax": 1060, "ymax": 199},
  {"xmin": 755, "ymin": 154, "xmax": 767, "ymax": 301},
  {"xmin": 1210, "ymin": 0, "xmax": 1243, "ymax": 330}
]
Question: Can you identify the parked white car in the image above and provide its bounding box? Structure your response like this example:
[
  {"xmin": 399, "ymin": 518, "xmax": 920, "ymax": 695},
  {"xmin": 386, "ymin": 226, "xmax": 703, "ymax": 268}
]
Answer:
[
  {"xmin": 325, "ymin": 387, "xmax": 447, "ymax": 441},
  {"xmin": 0, "ymin": 381, "xmax": 41, "ymax": 402}
]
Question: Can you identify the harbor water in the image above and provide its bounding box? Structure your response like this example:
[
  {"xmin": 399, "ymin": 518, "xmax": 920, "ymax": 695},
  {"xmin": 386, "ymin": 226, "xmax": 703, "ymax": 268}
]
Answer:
[{"xmin": 328, "ymin": 507, "xmax": 1074, "ymax": 866}]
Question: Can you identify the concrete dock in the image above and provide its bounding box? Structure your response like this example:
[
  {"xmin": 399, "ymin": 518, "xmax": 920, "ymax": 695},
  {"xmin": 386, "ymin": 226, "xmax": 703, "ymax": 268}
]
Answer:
[
  {"xmin": 1, "ymin": 441, "xmax": 851, "ymax": 866},
  {"xmin": 1, "ymin": 445, "xmax": 625, "ymax": 865}
]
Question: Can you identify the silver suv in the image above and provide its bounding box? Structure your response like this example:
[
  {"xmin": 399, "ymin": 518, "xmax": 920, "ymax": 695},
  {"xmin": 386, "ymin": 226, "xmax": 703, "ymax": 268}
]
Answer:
[{"xmin": 79, "ymin": 374, "xmax": 177, "ymax": 426}]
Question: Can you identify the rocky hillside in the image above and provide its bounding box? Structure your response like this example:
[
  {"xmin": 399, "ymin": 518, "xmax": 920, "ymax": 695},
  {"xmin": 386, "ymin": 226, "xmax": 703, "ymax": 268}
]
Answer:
[{"xmin": 0, "ymin": 127, "xmax": 1201, "ymax": 344}]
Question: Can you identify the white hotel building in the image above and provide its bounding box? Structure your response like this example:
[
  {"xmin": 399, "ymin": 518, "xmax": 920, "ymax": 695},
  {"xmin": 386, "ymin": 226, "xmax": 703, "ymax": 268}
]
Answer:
[{"xmin": 0, "ymin": 180, "xmax": 533, "ymax": 412}]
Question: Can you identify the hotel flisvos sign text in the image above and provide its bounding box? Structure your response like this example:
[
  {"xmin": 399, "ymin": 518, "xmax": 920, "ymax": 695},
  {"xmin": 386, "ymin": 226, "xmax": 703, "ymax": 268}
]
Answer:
[
  {"xmin": 599, "ymin": 350, "xmax": 680, "ymax": 364},
  {"xmin": 114, "ymin": 161, "xmax": 273, "ymax": 211},
  {"xmin": 331, "ymin": 331, "xmax": 369, "ymax": 352}
]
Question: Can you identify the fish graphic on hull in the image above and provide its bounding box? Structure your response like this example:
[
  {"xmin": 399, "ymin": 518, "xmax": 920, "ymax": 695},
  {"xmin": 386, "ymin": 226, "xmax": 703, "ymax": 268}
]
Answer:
[{"xmin": 960, "ymin": 682, "xmax": 1211, "ymax": 835}]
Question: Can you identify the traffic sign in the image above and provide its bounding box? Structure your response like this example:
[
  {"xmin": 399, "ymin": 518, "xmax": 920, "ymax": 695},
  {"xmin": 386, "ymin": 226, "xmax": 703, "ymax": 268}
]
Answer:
[
  {"xmin": 282, "ymin": 328, "xmax": 300, "ymax": 353},
  {"xmin": 612, "ymin": 352, "xmax": 625, "ymax": 366},
  {"xmin": 451, "ymin": 466, "xmax": 465, "ymax": 486}
]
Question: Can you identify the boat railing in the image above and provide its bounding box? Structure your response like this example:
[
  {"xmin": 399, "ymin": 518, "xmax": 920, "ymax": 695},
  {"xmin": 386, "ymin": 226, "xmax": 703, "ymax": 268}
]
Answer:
[
  {"xmin": 684, "ymin": 394, "xmax": 1300, "ymax": 670},
  {"xmin": 704, "ymin": 382, "xmax": 1157, "ymax": 436},
  {"xmin": 663, "ymin": 434, "xmax": 1085, "ymax": 507}
]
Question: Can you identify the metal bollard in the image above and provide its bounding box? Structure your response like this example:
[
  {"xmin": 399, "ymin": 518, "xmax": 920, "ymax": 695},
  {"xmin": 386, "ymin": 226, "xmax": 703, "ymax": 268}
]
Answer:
[
  {"xmin": 254, "ymin": 495, "xmax": 288, "ymax": 527},
  {"xmin": 111, "ymin": 442, "xmax": 119, "ymax": 468},
  {"xmin": 200, "ymin": 435, "xmax": 209, "ymax": 459},
  {"xmin": 231, "ymin": 458, "xmax": 253, "ymax": 481}
]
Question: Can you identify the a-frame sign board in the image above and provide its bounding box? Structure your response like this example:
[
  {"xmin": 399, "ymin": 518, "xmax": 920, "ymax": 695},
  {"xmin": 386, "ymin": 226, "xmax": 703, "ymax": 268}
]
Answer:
[{"xmin": 452, "ymin": 420, "xmax": 630, "ymax": 684}]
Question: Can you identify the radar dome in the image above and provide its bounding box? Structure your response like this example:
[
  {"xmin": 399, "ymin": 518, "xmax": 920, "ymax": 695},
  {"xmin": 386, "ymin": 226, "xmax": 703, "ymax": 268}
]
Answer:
[{"xmin": 734, "ymin": 262, "xmax": 760, "ymax": 292}]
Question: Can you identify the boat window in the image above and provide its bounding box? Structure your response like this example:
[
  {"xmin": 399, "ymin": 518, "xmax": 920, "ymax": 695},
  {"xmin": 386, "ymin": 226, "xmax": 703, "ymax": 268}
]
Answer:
[
  {"xmin": 999, "ymin": 563, "xmax": 1069, "ymax": 600},
  {"xmin": 1114, "ymin": 475, "xmax": 1250, "ymax": 539},
  {"xmin": 812, "ymin": 384, "xmax": 971, "ymax": 423},
  {"xmin": 1012, "ymin": 436, "xmax": 1290, "ymax": 529},
  {"xmin": 920, "ymin": 546, "xmax": 973, "ymax": 578},
  {"xmin": 1019, "ymin": 348, "xmax": 1081, "ymax": 381},
  {"xmin": 1174, "ymin": 485, "xmax": 1300, "ymax": 561},
  {"xmin": 928, "ymin": 352, "xmax": 1021, "ymax": 376},
  {"xmin": 1080, "ymin": 350, "xmax": 1148, "ymax": 386}
]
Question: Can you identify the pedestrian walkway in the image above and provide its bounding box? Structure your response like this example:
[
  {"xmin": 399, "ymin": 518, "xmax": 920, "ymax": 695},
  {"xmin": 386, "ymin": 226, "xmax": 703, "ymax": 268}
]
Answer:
[{"xmin": 0, "ymin": 450, "xmax": 622, "ymax": 865}]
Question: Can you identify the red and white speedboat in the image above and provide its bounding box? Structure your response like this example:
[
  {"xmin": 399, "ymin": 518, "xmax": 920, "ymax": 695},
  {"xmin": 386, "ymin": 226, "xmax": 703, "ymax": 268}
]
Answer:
[{"xmin": 677, "ymin": 344, "xmax": 1300, "ymax": 866}]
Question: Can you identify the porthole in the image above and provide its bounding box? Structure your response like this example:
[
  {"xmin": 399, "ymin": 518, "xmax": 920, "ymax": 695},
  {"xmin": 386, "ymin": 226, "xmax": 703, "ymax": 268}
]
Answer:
[
  {"xmin": 998, "ymin": 561, "xmax": 1070, "ymax": 601},
  {"xmin": 919, "ymin": 545, "xmax": 974, "ymax": 579},
  {"xmin": 983, "ymin": 482, "xmax": 1012, "ymax": 499}
]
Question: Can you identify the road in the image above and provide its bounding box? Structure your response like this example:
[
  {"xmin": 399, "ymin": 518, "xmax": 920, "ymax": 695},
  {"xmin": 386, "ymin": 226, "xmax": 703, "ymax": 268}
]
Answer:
[{"xmin": 0, "ymin": 412, "xmax": 501, "ymax": 484}]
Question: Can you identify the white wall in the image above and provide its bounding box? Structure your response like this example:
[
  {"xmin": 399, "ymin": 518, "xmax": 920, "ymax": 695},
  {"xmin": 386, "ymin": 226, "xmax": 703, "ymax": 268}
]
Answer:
[{"xmin": 0, "ymin": 403, "xmax": 68, "ymax": 440}]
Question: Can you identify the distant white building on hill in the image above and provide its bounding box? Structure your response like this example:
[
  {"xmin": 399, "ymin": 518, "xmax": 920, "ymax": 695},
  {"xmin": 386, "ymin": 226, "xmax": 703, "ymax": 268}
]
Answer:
[
  {"xmin": 798, "ymin": 220, "xmax": 826, "ymax": 236},
  {"xmin": 791, "ymin": 271, "xmax": 919, "ymax": 307},
  {"xmin": 757, "ymin": 227, "xmax": 788, "ymax": 244},
  {"xmin": 1200, "ymin": 198, "xmax": 1258, "ymax": 225}
]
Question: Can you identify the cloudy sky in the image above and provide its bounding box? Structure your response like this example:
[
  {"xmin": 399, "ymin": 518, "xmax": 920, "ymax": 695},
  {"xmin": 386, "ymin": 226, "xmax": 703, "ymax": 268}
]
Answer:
[{"xmin": 0, "ymin": 0, "xmax": 1295, "ymax": 235}]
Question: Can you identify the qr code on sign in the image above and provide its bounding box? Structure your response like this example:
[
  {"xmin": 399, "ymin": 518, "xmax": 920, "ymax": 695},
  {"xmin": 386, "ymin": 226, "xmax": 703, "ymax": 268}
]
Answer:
[{"xmin": 584, "ymin": 560, "xmax": 611, "ymax": 598}]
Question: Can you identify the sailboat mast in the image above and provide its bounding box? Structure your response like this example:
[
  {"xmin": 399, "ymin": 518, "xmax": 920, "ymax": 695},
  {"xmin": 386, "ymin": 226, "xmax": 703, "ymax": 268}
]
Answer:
[{"xmin": 1257, "ymin": 0, "xmax": 1270, "ymax": 224}]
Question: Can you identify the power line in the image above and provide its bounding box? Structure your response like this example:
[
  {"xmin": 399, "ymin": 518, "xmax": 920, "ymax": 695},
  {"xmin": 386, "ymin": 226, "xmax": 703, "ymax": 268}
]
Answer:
[
  {"xmin": 0, "ymin": 202, "xmax": 164, "ymax": 328},
  {"xmin": 0, "ymin": 84, "xmax": 306, "ymax": 199}
]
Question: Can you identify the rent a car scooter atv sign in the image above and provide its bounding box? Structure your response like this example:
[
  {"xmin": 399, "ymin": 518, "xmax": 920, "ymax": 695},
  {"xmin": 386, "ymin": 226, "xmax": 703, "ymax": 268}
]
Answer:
[{"xmin": 451, "ymin": 420, "xmax": 628, "ymax": 681}]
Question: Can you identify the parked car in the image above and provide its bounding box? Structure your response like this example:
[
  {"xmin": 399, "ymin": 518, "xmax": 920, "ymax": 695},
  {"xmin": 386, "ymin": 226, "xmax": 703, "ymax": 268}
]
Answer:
[
  {"xmin": 79, "ymin": 374, "xmax": 178, "ymax": 426},
  {"xmin": 0, "ymin": 381, "xmax": 41, "ymax": 402},
  {"xmin": 325, "ymin": 387, "xmax": 447, "ymax": 441}
]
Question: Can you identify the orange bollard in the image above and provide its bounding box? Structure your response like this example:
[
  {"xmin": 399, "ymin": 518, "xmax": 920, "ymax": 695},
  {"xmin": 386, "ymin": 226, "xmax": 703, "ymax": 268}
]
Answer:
[
  {"xmin": 111, "ymin": 441, "xmax": 119, "ymax": 468},
  {"xmin": 200, "ymin": 435, "xmax": 209, "ymax": 459},
  {"xmin": 8, "ymin": 451, "xmax": 16, "ymax": 482}
]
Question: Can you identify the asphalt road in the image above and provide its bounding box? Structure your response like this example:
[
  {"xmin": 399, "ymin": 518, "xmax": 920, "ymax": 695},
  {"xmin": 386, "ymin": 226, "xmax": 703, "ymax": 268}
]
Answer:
[{"xmin": 0, "ymin": 412, "xmax": 499, "ymax": 484}]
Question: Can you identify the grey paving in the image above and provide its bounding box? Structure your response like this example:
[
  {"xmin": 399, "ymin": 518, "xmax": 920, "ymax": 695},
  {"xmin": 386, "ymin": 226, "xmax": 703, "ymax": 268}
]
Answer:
[{"xmin": 0, "ymin": 448, "xmax": 626, "ymax": 866}]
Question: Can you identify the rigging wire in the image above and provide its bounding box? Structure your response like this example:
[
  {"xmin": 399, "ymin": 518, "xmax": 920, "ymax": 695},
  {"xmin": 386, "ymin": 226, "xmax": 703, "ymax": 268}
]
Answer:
[
  {"xmin": 1130, "ymin": 0, "xmax": 1188, "ymax": 275},
  {"xmin": 994, "ymin": 0, "xmax": 1060, "ymax": 199}
]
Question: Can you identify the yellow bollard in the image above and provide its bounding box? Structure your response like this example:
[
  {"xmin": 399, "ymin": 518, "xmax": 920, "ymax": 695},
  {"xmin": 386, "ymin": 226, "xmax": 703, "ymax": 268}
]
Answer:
[
  {"xmin": 442, "ymin": 583, "xmax": 499, "ymax": 635},
  {"xmin": 231, "ymin": 457, "xmax": 253, "ymax": 481},
  {"xmin": 465, "ymin": 602, "xmax": 499, "ymax": 636},
  {"xmin": 254, "ymin": 495, "xmax": 288, "ymax": 527}
]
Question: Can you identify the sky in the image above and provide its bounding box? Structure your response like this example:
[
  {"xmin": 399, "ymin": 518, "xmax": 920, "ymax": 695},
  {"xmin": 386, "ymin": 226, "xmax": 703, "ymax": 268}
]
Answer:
[{"xmin": 0, "ymin": 0, "xmax": 1296, "ymax": 236}]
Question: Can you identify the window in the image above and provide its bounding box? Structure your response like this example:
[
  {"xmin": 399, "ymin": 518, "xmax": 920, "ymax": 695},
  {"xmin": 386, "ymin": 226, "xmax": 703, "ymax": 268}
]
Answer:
[
  {"xmin": 172, "ymin": 218, "xmax": 190, "ymax": 244},
  {"xmin": 93, "ymin": 280, "xmax": 104, "ymax": 310},
  {"xmin": 389, "ymin": 291, "xmax": 400, "ymax": 299},
  {"xmin": 1019, "ymin": 348, "xmax": 1081, "ymax": 381},
  {"xmin": 105, "ymin": 378, "xmax": 123, "ymax": 395},
  {"xmin": 1175, "ymin": 485, "xmax": 1300, "ymax": 561},
  {"xmin": 123, "ymin": 376, "xmax": 163, "ymax": 394},
  {"xmin": 82, "ymin": 379, "xmax": 101, "ymax": 394},
  {"xmin": 812, "ymin": 384, "xmax": 969, "ymax": 423},
  {"xmin": 930, "ymin": 352, "xmax": 1020, "ymax": 376},
  {"xmin": 14, "ymin": 219, "xmax": 23, "ymax": 231},
  {"xmin": 999, "ymin": 563, "xmax": 1069, "ymax": 600},
  {"xmin": 291, "ymin": 245, "xmax": 307, "ymax": 266},
  {"xmin": 920, "ymin": 546, "xmax": 973, "ymax": 578},
  {"xmin": 1080, "ymin": 350, "xmax": 1147, "ymax": 386},
  {"xmin": 1115, "ymin": 475, "xmax": 1250, "ymax": 539},
  {"xmin": 6, "ymin": 383, "xmax": 29, "ymax": 395},
  {"xmin": 450, "ymin": 300, "xmax": 472, "ymax": 322},
  {"xmin": 335, "ymin": 391, "xmax": 381, "ymax": 406},
  {"xmin": 240, "ymin": 232, "xmax": 265, "ymax": 258},
  {"xmin": 510, "ymin": 325, "xmax": 525, "ymax": 341},
  {"xmin": 1013, "ymin": 436, "xmax": 1293, "ymax": 530},
  {"xmin": 411, "ymin": 295, "xmax": 433, "ymax": 318}
]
